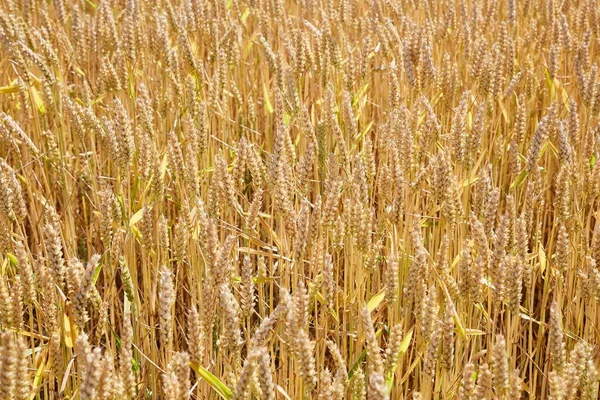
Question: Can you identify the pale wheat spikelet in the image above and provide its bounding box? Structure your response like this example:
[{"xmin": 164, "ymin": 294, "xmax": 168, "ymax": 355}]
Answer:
[
  {"xmin": 493, "ymin": 334, "xmax": 510, "ymax": 395},
  {"xmin": 97, "ymin": 353, "xmax": 119, "ymax": 399},
  {"xmin": 48, "ymin": 331, "xmax": 63, "ymax": 383},
  {"xmin": 0, "ymin": 112, "xmax": 40, "ymax": 155},
  {"xmin": 294, "ymin": 199, "xmax": 310, "ymax": 259},
  {"xmin": 514, "ymin": 94, "xmax": 527, "ymax": 145},
  {"xmin": 405, "ymin": 230, "xmax": 427, "ymax": 306},
  {"xmin": 95, "ymin": 300, "xmax": 109, "ymax": 343},
  {"xmin": 326, "ymin": 340, "xmax": 347, "ymax": 397},
  {"xmin": 173, "ymin": 352, "xmax": 191, "ymax": 399},
  {"xmin": 120, "ymin": 308, "xmax": 136, "ymax": 399},
  {"xmin": 245, "ymin": 187, "xmax": 263, "ymax": 232},
  {"xmin": 247, "ymin": 144, "xmax": 265, "ymax": 188},
  {"xmin": 321, "ymin": 177, "xmax": 343, "ymax": 228},
  {"xmin": 219, "ymin": 284, "xmax": 243, "ymax": 355},
  {"xmin": 98, "ymin": 185, "xmax": 120, "ymax": 249},
  {"xmin": 98, "ymin": 56, "xmax": 121, "ymax": 92},
  {"xmin": 554, "ymin": 224, "xmax": 569, "ymax": 276},
  {"xmin": 441, "ymin": 306, "xmax": 454, "ymax": 370},
  {"xmin": 490, "ymin": 214, "xmax": 509, "ymax": 295},
  {"xmin": 583, "ymin": 359, "xmax": 599, "ymax": 400},
  {"xmin": 213, "ymin": 235, "xmax": 236, "ymax": 286},
  {"xmin": 567, "ymin": 98, "xmax": 579, "ymax": 144},
  {"xmin": 10, "ymin": 276, "xmax": 24, "ymax": 331},
  {"xmin": 450, "ymin": 90, "xmax": 470, "ymax": 163},
  {"xmin": 0, "ymin": 276, "xmax": 14, "ymax": 328},
  {"xmin": 188, "ymin": 305, "xmax": 204, "ymax": 362},
  {"xmin": 167, "ymin": 130, "xmax": 186, "ymax": 184},
  {"xmin": 257, "ymin": 348, "xmax": 275, "ymax": 400},
  {"xmin": 383, "ymin": 324, "xmax": 403, "ymax": 377},
  {"xmin": 360, "ymin": 306, "xmax": 383, "ymax": 373},
  {"xmin": 367, "ymin": 369, "xmax": 389, "ymax": 400},
  {"xmin": 15, "ymin": 336, "xmax": 29, "ymax": 400},
  {"xmin": 319, "ymin": 369, "xmax": 334, "ymax": 400},
  {"xmin": 233, "ymin": 350, "xmax": 257, "ymax": 400},
  {"xmin": 0, "ymin": 331, "xmax": 17, "ymax": 399},
  {"xmin": 430, "ymin": 151, "xmax": 452, "ymax": 206},
  {"xmin": 202, "ymin": 278, "xmax": 216, "ymax": 337},
  {"xmin": 526, "ymin": 104, "xmax": 556, "ymax": 173},
  {"xmin": 460, "ymin": 362, "xmax": 476, "ymax": 400},
  {"xmin": 80, "ymin": 347, "xmax": 102, "ymax": 400},
  {"xmin": 156, "ymin": 214, "xmax": 169, "ymax": 260},
  {"xmin": 549, "ymin": 300, "xmax": 565, "ymax": 372},
  {"xmin": 173, "ymin": 212, "xmax": 189, "ymax": 266},
  {"xmin": 384, "ymin": 252, "xmax": 399, "ymax": 305},
  {"xmin": 504, "ymin": 254, "xmax": 523, "ymax": 312},
  {"xmin": 43, "ymin": 216, "xmax": 65, "ymax": 288},
  {"xmin": 72, "ymin": 254, "xmax": 101, "ymax": 329},
  {"xmin": 240, "ymin": 255, "xmax": 255, "ymax": 319},
  {"xmin": 162, "ymin": 368, "xmax": 179, "ymax": 400},
  {"xmin": 548, "ymin": 370, "xmax": 565, "ymax": 400},
  {"xmin": 351, "ymin": 366, "xmax": 367, "ymax": 400},
  {"xmin": 505, "ymin": 71, "xmax": 523, "ymax": 98},
  {"xmin": 421, "ymin": 285, "xmax": 438, "ymax": 341},
  {"xmin": 473, "ymin": 363, "xmax": 493, "ymax": 400},
  {"xmin": 423, "ymin": 319, "xmax": 441, "ymax": 379},
  {"xmin": 38, "ymin": 262, "xmax": 58, "ymax": 334},
  {"xmin": 251, "ymin": 301, "xmax": 287, "ymax": 347},
  {"xmin": 0, "ymin": 159, "xmax": 26, "ymax": 222},
  {"xmin": 14, "ymin": 240, "xmax": 35, "ymax": 304},
  {"xmin": 557, "ymin": 122, "xmax": 573, "ymax": 166},
  {"xmin": 510, "ymin": 369, "xmax": 522, "ymax": 399},
  {"xmin": 113, "ymin": 98, "xmax": 135, "ymax": 168},
  {"xmin": 323, "ymin": 253, "xmax": 335, "ymax": 309},
  {"xmin": 214, "ymin": 153, "xmax": 240, "ymax": 211},
  {"xmin": 508, "ymin": 0, "xmax": 516, "ymax": 24},
  {"xmin": 290, "ymin": 280, "xmax": 309, "ymax": 330},
  {"xmin": 297, "ymin": 139, "xmax": 317, "ymax": 196},
  {"xmin": 256, "ymin": 255, "xmax": 268, "ymax": 280},
  {"xmin": 293, "ymin": 326, "xmax": 318, "ymax": 389},
  {"xmin": 159, "ymin": 265, "xmax": 175, "ymax": 351}
]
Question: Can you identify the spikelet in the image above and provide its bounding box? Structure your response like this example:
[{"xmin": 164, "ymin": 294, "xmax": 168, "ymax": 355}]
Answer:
[
  {"xmin": 233, "ymin": 350, "xmax": 257, "ymax": 400},
  {"xmin": 0, "ymin": 331, "xmax": 17, "ymax": 398},
  {"xmin": 158, "ymin": 266, "xmax": 175, "ymax": 351},
  {"xmin": 460, "ymin": 362, "xmax": 476, "ymax": 400},
  {"xmin": 119, "ymin": 308, "xmax": 136, "ymax": 398},
  {"xmin": 384, "ymin": 252, "xmax": 399, "ymax": 305},
  {"xmin": 526, "ymin": 103, "xmax": 556, "ymax": 173},
  {"xmin": 251, "ymin": 300, "xmax": 287, "ymax": 347},
  {"xmin": 423, "ymin": 319, "xmax": 441, "ymax": 379},
  {"xmin": 187, "ymin": 305, "xmax": 204, "ymax": 363},
  {"xmin": 441, "ymin": 306, "xmax": 455, "ymax": 370},
  {"xmin": 240, "ymin": 255, "xmax": 255, "ymax": 319},
  {"xmin": 493, "ymin": 335, "xmax": 510, "ymax": 395},
  {"xmin": 219, "ymin": 284, "xmax": 243, "ymax": 355},
  {"xmin": 14, "ymin": 240, "xmax": 35, "ymax": 304},
  {"xmin": 257, "ymin": 349, "xmax": 275, "ymax": 400},
  {"xmin": 383, "ymin": 324, "xmax": 403, "ymax": 377},
  {"xmin": 80, "ymin": 348, "xmax": 102, "ymax": 400},
  {"xmin": 360, "ymin": 306, "xmax": 383, "ymax": 373},
  {"xmin": 473, "ymin": 363, "xmax": 493, "ymax": 400},
  {"xmin": 549, "ymin": 300, "xmax": 566, "ymax": 372},
  {"xmin": 71, "ymin": 255, "xmax": 101, "ymax": 329},
  {"xmin": 351, "ymin": 366, "xmax": 367, "ymax": 400},
  {"xmin": 43, "ymin": 214, "xmax": 65, "ymax": 288}
]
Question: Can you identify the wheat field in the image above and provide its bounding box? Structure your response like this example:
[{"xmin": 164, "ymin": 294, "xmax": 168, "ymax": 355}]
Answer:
[{"xmin": 0, "ymin": 0, "xmax": 598, "ymax": 399}]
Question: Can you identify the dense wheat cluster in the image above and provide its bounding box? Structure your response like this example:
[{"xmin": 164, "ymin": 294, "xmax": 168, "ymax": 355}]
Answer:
[{"xmin": 1, "ymin": 0, "xmax": 600, "ymax": 398}]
